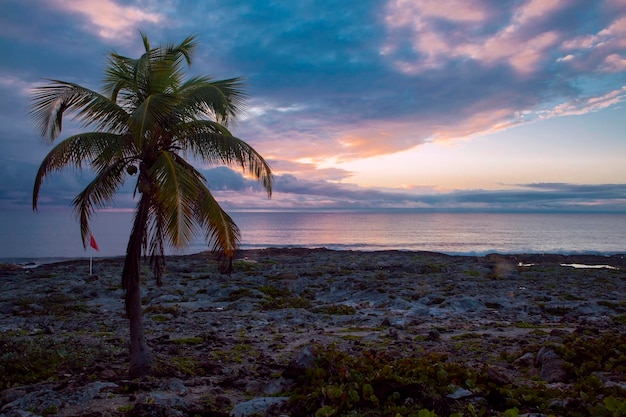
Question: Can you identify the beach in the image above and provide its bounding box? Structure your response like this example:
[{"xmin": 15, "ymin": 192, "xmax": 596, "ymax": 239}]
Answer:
[{"xmin": 1, "ymin": 248, "xmax": 625, "ymax": 416}]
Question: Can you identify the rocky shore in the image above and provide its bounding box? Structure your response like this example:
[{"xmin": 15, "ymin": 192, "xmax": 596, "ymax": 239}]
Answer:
[{"xmin": 1, "ymin": 248, "xmax": 625, "ymax": 416}]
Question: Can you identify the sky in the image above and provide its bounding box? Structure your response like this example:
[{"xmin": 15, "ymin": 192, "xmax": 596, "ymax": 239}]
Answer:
[{"xmin": 1, "ymin": 0, "xmax": 625, "ymax": 213}]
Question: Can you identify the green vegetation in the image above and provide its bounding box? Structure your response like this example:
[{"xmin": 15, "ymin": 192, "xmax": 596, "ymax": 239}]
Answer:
[
  {"xmin": 13, "ymin": 292, "xmax": 88, "ymax": 317},
  {"xmin": 154, "ymin": 355, "xmax": 200, "ymax": 377},
  {"xmin": 257, "ymin": 285, "xmax": 313, "ymax": 310},
  {"xmin": 222, "ymin": 288, "xmax": 256, "ymax": 301},
  {"xmin": 233, "ymin": 259, "xmax": 259, "ymax": 271},
  {"xmin": 288, "ymin": 344, "xmax": 468, "ymax": 416},
  {"xmin": 170, "ymin": 356, "xmax": 198, "ymax": 376},
  {"xmin": 0, "ymin": 334, "xmax": 122, "ymax": 387},
  {"xmin": 117, "ymin": 405, "xmax": 135, "ymax": 413},
  {"xmin": 145, "ymin": 304, "xmax": 180, "ymax": 317},
  {"xmin": 170, "ymin": 337, "xmax": 204, "ymax": 345},
  {"xmin": 209, "ymin": 344, "xmax": 255, "ymax": 364},
  {"xmin": 287, "ymin": 330, "xmax": 626, "ymax": 417}
]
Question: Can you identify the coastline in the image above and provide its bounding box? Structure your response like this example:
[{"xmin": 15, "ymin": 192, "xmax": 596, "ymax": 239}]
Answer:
[
  {"xmin": 2, "ymin": 246, "xmax": 625, "ymax": 270},
  {"xmin": 1, "ymin": 248, "xmax": 625, "ymax": 416}
]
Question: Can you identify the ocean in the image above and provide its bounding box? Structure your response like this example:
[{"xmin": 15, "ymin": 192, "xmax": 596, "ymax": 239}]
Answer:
[{"xmin": 0, "ymin": 209, "xmax": 624, "ymax": 263}]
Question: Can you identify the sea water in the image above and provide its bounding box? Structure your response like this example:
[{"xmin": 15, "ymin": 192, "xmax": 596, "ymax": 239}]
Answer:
[{"xmin": 0, "ymin": 209, "xmax": 624, "ymax": 263}]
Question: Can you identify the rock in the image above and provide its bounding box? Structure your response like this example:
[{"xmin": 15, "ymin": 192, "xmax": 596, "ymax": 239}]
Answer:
[
  {"xmin": 99, "ymin": 369, "xmax": 118, "ymax": 380},
  {"xmin": 150, "ymin": 293, "xmax": 183, "ymax": 304},
  {"xmin": 229, "ymin": 397, "xmax": 289, "ymax": 417},
  {"xmin": 427, "ymin": 329, "xmax": 440, "ymax": 341},
  {"xmin": 447, "ymin": 387, "xmax": 473, "ymax": 399},
  {"xmin": 142, "ymin": 391, "xmax": 187, "ymax": 410},
  {"xmin": 486, "ymin": 365, "xmax": 511, "ymax": 385},
  {"xmin": 127, "ymin": 403, "xmax": 183, "ymax": 417},
  {"xmin": 404, "ymin": 305, "xmax": 432, "ymax": 318},
  {"xmin": 263, "ymin": 378, "xmax": 292, "ymax": 395},
  {"xmin": 536, "ymin": 347, "xmax": 570, "ymax": 383},
  {"xmin": 215, "ymin": 396, "xmax": 233, "ymax": 409},
  {"xmin": 243, "ymin": 380, "xmax": 265, "ymax": 394},
  {"xmin": 446, "ymin": 297, "xmax": 485, "ymax": 313},
  {"xmin": 2, "ymin": 410, "xmax": 42, "ymax": 417},
  {"xmin": 68, "ymin": 381, "xmax": 119, "ymax": 404},
  {"xmin": 513, "ymin": 352, "xmax": 535, "ymax": 367},
  {"xmin": 284, "ymin": 344, "xmax": 317, "ymax": 378},
  {"xmin": 0, "ymin": 387, "xmax": 27, "ymax": 407},
  {"xmin": 158, "ymin": 380, "xmax": 188, "ymax": 397},
  {"xmin": 1, "ymin": 385, "xmax": 60, "ymax": 416}
]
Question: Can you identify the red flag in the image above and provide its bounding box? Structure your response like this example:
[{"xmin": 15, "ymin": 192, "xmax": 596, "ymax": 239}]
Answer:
[{"xmin": 90, "ymin": 234, "xmax": 99, "ymax": 251}]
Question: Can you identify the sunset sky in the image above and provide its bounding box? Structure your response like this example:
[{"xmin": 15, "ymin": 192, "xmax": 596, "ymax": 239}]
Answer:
[{"xmin": 1, "ymin": 0, "xmax": 625, "ymax": 212}]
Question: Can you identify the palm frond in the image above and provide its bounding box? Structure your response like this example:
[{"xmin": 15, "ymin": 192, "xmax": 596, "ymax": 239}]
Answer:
[
  {"xmin": 103, "ymin": 53, "xmax": 137, "ymax": 103},
  {"xmin": 91, "ymin": 133, "xmax": 137, "ymax": 171},
  {"xmin": 72, "ymin": 159, "xmax": 128, "ymax": 247},
  {"xmin": 177, "ymin": 122, "xmax": 273, "ymax": 196},
  {"xmin": 146, "ymin": 205, "xmax": 166, "ymax": 285},
  {"xmin": 166, "ymin": 34, "xmax": 197, "ymax": 66},
  {"xmin": 176, "ymin": 77, "xmax": 247, "ymax": 125},
  {"xmin": 33, "ymin": 132, "xmax": 126, "ymax": 210},
  {"xmin": 148, "ymin": 150, "xmax": 202, "ymax": 248},
  {"xmin": 30, "ymin": 81, "xmax": 128, "ymax": 142},
  {"xmin": 193, "ymin": 182, "xmax": 240, "ymax": 273},
  {"xmin": 140, "ymin": 31, "xmax": 151, "ymax": 53},
  {"xmin": 130, "ymin": 94, "xmax": 179, "ymax": 144}
]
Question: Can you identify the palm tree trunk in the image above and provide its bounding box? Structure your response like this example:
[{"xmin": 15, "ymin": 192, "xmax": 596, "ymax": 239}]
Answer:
[{"xmin": 122, "ymin": 195, "xmax": 153, "ymax": 378}]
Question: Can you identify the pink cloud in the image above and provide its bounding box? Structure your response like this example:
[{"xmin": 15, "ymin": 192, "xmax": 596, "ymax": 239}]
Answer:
[
  {"xmin": 243, "ymin": 106, "xmax": 525, "ymax": 168},
  {"xmin": 385, "ymin": 0, "xmax": 489, "ymax": 24},
  {"xmin": 383, "ymin": 0, "xmax": 567, "ymax": 75},
  {"xmin": 511, "ymin": 0, "xmax": 565, "ymax": 25},
  {"xmin": 603, "ymin": 54, "xmax": 626, "ymax": 72},
  {"xmin": 563, "ymin": 17, "xmax": 626, "ymax": 51},
  {"xmin": 558, "ymin": 15, "xmax": 626, "ymax": 73},
  {"xmin": 544, "ymin": 87, "xmax": 626, "ymax": 117},
  {"xmin": 263, "ymin": 160, "xmax": 352, "ymax": 183},
  {"xmin": 507, "ymin": 31, "xmax": 560, "ymax": 74},
  {"xmin": 49, "ymin": 0, "xmax": 163, "ymax": 42}
]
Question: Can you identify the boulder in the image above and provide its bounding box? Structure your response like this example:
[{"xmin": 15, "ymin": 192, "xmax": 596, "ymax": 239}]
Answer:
[
  {"xmin": 229, "ymin": 397, "xmax": 289, "ymax": 417},
  {"xmin": 283, "ymin": 344, "xmax": 317, "ymax": 378},
  {"xmin": 535, "ymin": 347, "xmax": 569, "ymax": 383}
]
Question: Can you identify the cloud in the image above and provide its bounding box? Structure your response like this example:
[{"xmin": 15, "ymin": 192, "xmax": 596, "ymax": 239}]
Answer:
[
  {"xmin": 48, "ymin": 0, "xmax": 163, "ymax": 42},
  {"xmin": 212, "ymin": 0, "xmax": 626, "ymax": 166},
  {"xmin": 2, "ymin": 157, "xmax": 624, "ymax": 213},
  {"xmin": 266, "ymin": 177, "xmax": 626, "ymax": 212},
  {"xmin": 381, "ymin": 0, "xmax": 569, "ymax": 75},
  {"xmin": 202, "ymin": 166, "xmax": 261, "ymax": 192},
  {"xmin": 0, "ymin": 0, "xmax": 624, "ymax": 215},
  {"xmin": 543, "ymin": 87, "xmax": 626, "ymax": 117},
  {"xmin": 209, "ymin": 169, "xmax": 626, "ymax": 212}
]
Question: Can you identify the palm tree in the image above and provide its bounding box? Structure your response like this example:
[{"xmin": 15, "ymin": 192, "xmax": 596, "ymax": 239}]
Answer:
[{"xmin": 30, "ymin": 34, "xmax": 273, "ymax": 377}]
